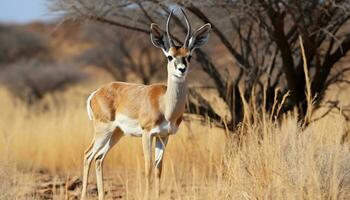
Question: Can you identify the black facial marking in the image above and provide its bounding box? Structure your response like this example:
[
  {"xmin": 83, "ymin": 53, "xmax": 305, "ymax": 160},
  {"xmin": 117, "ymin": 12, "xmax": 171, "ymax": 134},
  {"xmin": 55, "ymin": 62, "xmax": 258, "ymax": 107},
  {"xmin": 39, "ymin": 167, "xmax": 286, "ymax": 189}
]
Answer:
[
  {"xmin": 182, "ymin": 57, "xmax": 186, "ymax": 64},
  {"xmin": 167, "ymin": 56, "xmax": 173, "ymax": 61},
  {"xmin": 187, "ymin": 55, "xmax": 192, "ymax": 62}
]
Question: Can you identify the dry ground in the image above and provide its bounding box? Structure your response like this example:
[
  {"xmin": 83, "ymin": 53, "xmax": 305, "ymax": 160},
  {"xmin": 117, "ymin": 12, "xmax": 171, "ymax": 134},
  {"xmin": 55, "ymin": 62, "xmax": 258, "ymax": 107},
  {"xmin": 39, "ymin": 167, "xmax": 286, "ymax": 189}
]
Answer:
[{"xmin": 1, "ymin": 80, "xmax": 350, "ymax": 200}]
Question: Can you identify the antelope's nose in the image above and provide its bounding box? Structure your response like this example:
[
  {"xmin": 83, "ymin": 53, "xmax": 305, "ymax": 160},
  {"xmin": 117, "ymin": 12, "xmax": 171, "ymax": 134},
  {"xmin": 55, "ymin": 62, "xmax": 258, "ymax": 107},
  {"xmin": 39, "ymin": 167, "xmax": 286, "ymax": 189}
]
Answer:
[{"xmin": 178, "ymin": 67, "xmax": 186, "ymax": 74}]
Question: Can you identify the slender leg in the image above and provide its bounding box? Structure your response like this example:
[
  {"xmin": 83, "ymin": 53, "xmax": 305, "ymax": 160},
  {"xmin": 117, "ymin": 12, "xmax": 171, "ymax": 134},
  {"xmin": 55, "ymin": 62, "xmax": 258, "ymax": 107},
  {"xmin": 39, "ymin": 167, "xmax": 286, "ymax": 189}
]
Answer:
[
  {"xmin": 142, "ymin": 132, "xmax": 153, "ymax": 195},
  {"xmin": 154, "ymin": 136, "xmax": 168, "ymax": 197},
  {"xmin": 81, "ymin": 140, "xmax": 95, "ymax": 200},
  {"xmin": 94, "ymin": 129, "xmax": 123, "ymax": 200},
  {"xmin": 81, "ymin": 123, "xmax": 115, "ymax": 200},
  {"xmin": 81, "ymin": 135, "xmax": 110, "ymax": 200}
]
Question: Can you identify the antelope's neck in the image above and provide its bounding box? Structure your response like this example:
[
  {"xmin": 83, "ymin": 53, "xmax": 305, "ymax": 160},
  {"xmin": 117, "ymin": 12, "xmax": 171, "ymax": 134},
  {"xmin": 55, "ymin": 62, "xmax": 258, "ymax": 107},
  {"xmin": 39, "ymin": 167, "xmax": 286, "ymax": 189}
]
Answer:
[{"xmin": 163, "ymin": 75, "xmax": 188, "ymax": 122}]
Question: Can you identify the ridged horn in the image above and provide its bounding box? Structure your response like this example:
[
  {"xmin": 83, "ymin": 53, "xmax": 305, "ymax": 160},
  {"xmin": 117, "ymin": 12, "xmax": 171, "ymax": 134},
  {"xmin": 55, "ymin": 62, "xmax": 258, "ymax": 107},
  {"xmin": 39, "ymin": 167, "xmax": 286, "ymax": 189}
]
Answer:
[
  {"xmin": 180, "ymin": 8, "xmax": 191, "ymax": 48},
  {"xmin": 166, "ymin": 9, "xmax": 175, "ymax": 47}
]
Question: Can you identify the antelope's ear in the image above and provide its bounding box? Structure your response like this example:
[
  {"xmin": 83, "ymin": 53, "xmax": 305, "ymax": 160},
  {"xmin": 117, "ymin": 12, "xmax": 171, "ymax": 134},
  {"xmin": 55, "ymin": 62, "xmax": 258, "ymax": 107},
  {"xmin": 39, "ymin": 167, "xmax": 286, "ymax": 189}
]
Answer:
[
  {"xmin": 150, "ymin": 23, "xmax": 169, "ymax": 51},
  {"xmin": 188, "ymin": 23, "xmax": 211, "ymax": 52}
]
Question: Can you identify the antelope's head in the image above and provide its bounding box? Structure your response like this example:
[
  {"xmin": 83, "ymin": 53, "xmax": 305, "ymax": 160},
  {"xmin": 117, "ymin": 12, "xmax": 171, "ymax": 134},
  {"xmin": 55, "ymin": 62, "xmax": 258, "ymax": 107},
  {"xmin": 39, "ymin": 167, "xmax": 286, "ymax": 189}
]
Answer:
[{"xmin": 150, "ymin": 9, "xmax": 211, "ymax": 82}]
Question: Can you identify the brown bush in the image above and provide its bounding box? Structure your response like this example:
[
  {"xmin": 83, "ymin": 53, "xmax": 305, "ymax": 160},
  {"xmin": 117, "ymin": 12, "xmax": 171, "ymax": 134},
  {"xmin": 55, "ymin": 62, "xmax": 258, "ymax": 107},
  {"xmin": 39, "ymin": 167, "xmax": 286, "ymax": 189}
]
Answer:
[
  {"xmin": 0, "ymin": 25, "xmax": 50, "ymax": 64},
  {"xmin": 0, "ymin": 61, "xmax": 86, "ymax": 104}
]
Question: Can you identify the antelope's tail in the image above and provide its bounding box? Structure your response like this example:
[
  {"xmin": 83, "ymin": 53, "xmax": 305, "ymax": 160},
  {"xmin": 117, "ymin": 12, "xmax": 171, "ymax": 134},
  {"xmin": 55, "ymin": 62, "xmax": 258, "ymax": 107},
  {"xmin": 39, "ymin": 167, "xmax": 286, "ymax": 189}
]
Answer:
[{"xmin": 86, "ymin": 90, "xmax": 98, "ymax": 120}]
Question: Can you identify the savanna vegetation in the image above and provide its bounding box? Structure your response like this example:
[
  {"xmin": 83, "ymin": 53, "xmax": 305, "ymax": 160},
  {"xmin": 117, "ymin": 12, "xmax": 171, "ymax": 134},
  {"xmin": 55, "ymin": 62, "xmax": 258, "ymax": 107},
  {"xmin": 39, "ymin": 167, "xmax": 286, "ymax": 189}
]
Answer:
[{"xmin": 1, "ymin": 0, "xmax": 350, "ymax": 199}]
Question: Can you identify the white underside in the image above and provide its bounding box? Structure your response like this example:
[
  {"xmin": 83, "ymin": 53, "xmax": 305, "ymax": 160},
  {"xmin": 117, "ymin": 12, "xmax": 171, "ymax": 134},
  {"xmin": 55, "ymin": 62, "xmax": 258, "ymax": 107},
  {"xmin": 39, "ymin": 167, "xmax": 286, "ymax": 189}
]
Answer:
[{"xmin": 113, "ymin": 114, "xmax": 178, "ymax": 137}]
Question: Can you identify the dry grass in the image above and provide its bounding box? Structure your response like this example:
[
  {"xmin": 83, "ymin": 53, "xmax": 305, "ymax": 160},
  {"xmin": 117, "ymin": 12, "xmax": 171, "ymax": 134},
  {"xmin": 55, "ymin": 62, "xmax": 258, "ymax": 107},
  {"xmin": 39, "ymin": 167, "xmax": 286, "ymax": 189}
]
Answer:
[{"xmin": 0, "ymin": 83, "xmax": 350, "ymax": 199}]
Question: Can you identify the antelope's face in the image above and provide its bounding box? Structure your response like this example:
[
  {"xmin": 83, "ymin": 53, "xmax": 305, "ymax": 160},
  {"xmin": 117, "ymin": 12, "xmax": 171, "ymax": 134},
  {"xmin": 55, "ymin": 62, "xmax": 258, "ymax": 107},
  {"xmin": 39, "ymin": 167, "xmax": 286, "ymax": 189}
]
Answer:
[
  {"xmin": 166, "ymin": 47, "xmax": 191, "ymax": 81},
  {"xmin": 150, "ymin": 9, "xmax": 211, "ymax": 82}
]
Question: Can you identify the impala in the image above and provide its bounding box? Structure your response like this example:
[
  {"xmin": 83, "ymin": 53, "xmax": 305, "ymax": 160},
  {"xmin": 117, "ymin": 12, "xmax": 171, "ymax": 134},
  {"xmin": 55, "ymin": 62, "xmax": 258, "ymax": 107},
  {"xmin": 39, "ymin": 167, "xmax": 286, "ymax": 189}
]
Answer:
[{"xmin": 81, "ymin": 8, "xmax": 211, "ymax": 200}]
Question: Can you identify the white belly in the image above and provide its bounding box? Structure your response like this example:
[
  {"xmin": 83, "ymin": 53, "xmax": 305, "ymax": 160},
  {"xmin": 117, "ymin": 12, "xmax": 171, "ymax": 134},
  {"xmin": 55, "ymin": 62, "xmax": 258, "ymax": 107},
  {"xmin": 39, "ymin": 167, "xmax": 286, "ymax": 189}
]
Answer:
[{"xmin": 113, "ymin": 114, "xmax": 178, "ymax": 137}]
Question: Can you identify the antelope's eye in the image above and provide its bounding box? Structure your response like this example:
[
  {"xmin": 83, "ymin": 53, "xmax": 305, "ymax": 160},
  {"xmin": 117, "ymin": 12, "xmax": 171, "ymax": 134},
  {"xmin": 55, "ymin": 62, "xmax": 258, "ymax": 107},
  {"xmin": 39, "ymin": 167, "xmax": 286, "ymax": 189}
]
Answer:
[
  {"xmin": 187, "ymin": 55, "xmax": 192, "ymax": 62},
  {"xmin": 167, "ymin": 56, "xmax": 173, "ymax": 61}
]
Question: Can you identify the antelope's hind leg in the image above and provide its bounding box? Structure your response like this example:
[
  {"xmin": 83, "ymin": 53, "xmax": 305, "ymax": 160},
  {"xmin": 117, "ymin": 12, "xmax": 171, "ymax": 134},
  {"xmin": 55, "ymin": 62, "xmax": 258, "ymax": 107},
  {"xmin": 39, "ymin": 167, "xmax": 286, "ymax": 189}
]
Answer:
[
  {"xmin": 80, "ymin": 124, "xmax": 121, "ymax": 200},
  {"xmin": 81, "ymin": 139, "xmax": 95, "ymax": 200},
  {"xmin": 94, "ymin": 128, "xmax": 123, "ymax": 200}
]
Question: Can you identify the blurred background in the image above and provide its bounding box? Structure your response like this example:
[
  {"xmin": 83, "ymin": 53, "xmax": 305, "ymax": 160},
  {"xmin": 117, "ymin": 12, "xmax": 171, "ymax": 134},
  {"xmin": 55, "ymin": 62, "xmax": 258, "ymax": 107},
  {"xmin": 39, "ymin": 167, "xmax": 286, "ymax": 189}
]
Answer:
[
  {"xmin": 0, "ymin": 0, "xmax": 350, "ymax": 127},
  {"xmin": 1, "ymin": 1, "xmax": 350, "ymax": 199}
]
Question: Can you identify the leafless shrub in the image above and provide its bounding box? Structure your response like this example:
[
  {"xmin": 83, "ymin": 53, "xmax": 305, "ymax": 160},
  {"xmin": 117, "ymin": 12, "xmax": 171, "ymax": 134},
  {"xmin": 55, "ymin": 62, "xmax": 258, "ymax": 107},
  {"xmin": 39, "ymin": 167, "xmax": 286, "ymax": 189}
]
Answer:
[
  {"xmin": 0, "ymin": 61, "xmax": 86, "ymax": 104},
  {"xmin": 77, "ymin": 23, "xmax": 166, "ymax": 84},
  {"xmin": 0, "ymin": 25, "xmax": 50, "ymax": 64}
]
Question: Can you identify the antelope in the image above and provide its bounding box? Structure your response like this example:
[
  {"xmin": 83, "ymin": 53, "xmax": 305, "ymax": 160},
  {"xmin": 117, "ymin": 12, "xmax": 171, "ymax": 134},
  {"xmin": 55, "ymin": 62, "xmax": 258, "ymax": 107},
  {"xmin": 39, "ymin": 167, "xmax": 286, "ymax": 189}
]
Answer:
[{"xmin": 81, "ymin": 8, "xmax": 211, "ymax": 200}]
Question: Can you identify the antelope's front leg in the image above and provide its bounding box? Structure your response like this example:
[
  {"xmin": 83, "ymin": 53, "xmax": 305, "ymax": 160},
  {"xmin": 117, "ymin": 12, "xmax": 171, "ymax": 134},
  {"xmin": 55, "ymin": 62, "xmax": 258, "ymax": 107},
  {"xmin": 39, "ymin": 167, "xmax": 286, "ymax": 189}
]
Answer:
[
  {"xmin": 154, "ymin": 136, "xmax": 168, "ymax": 196},
  {"xmin": 142, "ymin": 132, "xmax": 153, "ymax": 193}
]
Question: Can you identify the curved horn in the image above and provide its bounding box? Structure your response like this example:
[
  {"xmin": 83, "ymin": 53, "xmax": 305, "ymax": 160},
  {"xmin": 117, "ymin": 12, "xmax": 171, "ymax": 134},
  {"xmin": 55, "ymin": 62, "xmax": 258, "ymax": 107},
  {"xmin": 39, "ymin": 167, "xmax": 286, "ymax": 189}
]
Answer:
[
  {"xmin": 181, "ymin": 8, "xmax": 191, "ymax": 48},
  {"xmin": 166, "ymin": 9, "xmax": 175, "ymax": 47}
]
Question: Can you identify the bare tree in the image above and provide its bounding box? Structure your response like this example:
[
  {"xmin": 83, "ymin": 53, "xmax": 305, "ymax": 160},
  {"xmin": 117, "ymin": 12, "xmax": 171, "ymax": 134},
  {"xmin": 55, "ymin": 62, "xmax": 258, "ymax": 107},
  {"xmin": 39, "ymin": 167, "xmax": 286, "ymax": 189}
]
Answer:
[
  {"xmin": 0, "ymin": 23, "xmax": 86, "ymax": 105},
  {"xmin": 0, "ymin": 24, "xmax": 50, "ymax": 64},
  {"xmin": 0, "ymin": 61, "xmax": 86, "ymax": 104},
  {"xmin": 49, "ymin": 0, "xmax": 350, "ymax": 130},
  {"xmin": 78, "ymin": 24, "xmax": 166, "ymax": 84}
]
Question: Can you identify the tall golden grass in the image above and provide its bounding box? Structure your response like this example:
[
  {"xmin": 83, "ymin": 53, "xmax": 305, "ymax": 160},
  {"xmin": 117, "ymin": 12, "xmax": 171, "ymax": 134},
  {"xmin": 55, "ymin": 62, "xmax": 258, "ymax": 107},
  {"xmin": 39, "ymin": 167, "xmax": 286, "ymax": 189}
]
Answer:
[{"xmin": 0, "ymin": 82, "xmax": 350, "ymax": 199}]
